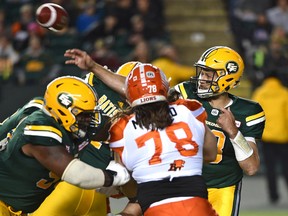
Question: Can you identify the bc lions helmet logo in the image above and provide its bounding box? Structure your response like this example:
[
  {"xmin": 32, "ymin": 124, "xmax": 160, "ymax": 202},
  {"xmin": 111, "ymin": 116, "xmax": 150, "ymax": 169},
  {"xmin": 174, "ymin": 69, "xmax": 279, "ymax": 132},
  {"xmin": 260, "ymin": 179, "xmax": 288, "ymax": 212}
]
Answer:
[
  {"xmin": 226, "ymin": 61, "xmax": 239, "ymax": 73},
  {"xmin": 58, "ymin": 93, "xmax": 73, "ymax": 108}
]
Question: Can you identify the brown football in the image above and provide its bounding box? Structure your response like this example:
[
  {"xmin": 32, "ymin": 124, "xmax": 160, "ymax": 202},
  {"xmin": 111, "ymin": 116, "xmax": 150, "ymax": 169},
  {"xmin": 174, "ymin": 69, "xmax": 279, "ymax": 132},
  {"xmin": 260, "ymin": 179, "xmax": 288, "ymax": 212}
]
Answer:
[{"xmin": 36, "ymin": 3, "xmax": 69, "ymax": 32}]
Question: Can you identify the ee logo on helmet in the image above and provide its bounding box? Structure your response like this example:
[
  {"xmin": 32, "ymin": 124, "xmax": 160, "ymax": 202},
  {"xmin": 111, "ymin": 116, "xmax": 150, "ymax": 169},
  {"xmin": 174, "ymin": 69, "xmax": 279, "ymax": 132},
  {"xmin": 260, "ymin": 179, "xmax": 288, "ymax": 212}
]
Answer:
[
  {"xmin": 58, "ymin": 93, "xmax": 73, "ymax": 108},
  {"xmin": 226, "ymin": 61, "xmax": 239, "ymax": 73}
]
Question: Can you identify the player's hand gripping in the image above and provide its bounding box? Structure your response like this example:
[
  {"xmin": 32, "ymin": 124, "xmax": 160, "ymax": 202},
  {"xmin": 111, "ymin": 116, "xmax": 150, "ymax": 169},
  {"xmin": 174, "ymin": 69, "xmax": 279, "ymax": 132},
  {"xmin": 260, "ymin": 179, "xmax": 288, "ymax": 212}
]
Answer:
[
  {"xmin": 64, "ymin": 49, "xmax": 95, "ymax": 71},
  {"xmin": 105, "ymin": 161, "xmax": 130, "ymax": 186},
  {"xmin": 216, "ymin": 107, "xmax": 238, "ymax": 139}
]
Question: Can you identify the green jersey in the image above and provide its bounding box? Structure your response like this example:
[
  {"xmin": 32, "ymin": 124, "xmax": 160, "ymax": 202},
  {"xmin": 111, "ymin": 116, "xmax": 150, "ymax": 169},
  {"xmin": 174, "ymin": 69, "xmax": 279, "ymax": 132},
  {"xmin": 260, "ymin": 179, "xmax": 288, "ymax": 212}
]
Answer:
[
  {"xmin": 0, "ymin": 73, "xmax": 127, "ymax": 169},
  {"xmin": 174, "ymin": 81, "xmax": 265, "ymax": 188},
  {"xmin": 0, "ymin": 109, "xmax": 76, "ymax": 213},
  {"xmin": 82, "ymin": 72, "xmax": 127, "ymax": 141},
  {"xmin": 79, "ymin": 72, "xmax": 127, "ymax": 169},
  {"xmin": 0, "ymin": 97, "xmax": 44, "ymax": 140},
  {"xmin": 0, "ymin": 73, "xmax": 127, "ymax": 212}
]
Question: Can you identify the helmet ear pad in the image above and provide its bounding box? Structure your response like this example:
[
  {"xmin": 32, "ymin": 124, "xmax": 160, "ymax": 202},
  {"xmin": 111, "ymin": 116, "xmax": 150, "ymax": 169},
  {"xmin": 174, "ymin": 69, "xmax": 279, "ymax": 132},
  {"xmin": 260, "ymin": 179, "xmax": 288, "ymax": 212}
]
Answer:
[{"xmin": 44, "ymin": 76, "xmax": 100, "ymax": 137}]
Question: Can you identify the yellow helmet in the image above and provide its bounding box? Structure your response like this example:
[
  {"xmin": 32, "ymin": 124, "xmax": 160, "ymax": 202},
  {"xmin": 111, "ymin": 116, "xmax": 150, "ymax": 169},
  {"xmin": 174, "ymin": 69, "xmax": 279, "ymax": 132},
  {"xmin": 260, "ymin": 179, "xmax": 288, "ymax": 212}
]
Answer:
[
  {"xmin": 193, "ymin": 46, "xmax": 244, "ymax": 98},
  {"xmin": 44, "ymin": 76, "xmax": 101, "ymax": 138},
  {"xmin": 116, "ymin": 61, "xmax": 142, "ymax": 76}
]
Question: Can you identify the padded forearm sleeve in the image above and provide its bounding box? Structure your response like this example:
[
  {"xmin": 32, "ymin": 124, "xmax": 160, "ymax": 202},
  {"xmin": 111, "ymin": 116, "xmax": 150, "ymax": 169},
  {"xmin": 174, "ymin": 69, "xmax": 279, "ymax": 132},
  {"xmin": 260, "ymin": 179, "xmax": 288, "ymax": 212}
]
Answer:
[
  {"xmin": 61, "ymin": 159, "xmax": 106, "ymax": 189},
  {"xmin": 230, "ymin": 131, "xmax": 254, "ymax": 161}
]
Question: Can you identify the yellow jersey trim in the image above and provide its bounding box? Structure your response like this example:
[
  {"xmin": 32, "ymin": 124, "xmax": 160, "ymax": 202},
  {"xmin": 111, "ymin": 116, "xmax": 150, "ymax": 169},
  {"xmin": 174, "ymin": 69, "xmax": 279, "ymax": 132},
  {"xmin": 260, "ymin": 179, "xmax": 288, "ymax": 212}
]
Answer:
[
  {"xmin": 25, "ymin": 125, "xmax": 62, "ymax": 136},
  {"xmin": 178, "ymin": 83, "xmax": 188, "ymax": 99},
  {"xmin": 30, "ymin": 99, "xmax": 44, "ymax": 105},
  {"xmin": 90, "ymin": 141, "xmax": 102, "ymax": 149},
  {"xmin": 246, "ymin": 111, "xmax": 265, "ymax": 122},
  {"xmin": 87, "ymin": 72, "xmax": 94, "ymax": 86}
]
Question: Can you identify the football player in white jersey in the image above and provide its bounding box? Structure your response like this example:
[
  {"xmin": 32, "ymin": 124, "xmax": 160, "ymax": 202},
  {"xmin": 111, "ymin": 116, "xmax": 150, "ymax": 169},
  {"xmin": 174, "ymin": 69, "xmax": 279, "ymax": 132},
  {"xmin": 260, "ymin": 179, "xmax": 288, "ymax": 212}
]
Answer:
[
  {"xmin": 65, "ymin": 47, "xmax": 264, "ymax": 216},
  {"xmin": 107, "ymin": 63, "xmax": 218, "ymax": 216}
]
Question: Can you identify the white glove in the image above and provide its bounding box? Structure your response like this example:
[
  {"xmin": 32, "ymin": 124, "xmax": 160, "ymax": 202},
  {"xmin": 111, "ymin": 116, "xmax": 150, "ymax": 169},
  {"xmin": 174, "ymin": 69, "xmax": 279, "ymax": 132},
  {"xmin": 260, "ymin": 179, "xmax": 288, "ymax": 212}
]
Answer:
[{"xmin": 106, "ymin": 161, "xmax": 130, "ymax": 186}]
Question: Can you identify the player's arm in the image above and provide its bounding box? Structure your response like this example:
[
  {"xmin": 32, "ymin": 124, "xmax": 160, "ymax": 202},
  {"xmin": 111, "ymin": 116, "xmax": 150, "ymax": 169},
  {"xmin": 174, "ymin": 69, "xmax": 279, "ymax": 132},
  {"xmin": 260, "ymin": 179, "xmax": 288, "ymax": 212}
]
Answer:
[
  {"xmin": 217, "ymin": 108, "xmax": 260, "ymax": 175},
  {"xmin": 113, "ymin": 152, "xmax": 137, "ymax": 198},
  {"xmin": 116, "ymin": 202, "xmax": 142, "ymax": 216},
  {"xmin": 22, "ymin": 144, "xmax": 130, "ymax": 188},
  {"xmin": 203, "ymin": 124, "xmax": 217, "ymax": 163},
  {"xmin": 238, "ymin": 140, "xmax": 260, "ymax": 176},
  {"xmin": 112, "ymin": 152, "xmax": 141, "ymax": 216},
  {"xmin": 64, "ymin": 48, "xmax": 126, "ymax": 96},
  {"xmin": 115, "ymin": 178, "xmax": 141, "ymax": 216}
]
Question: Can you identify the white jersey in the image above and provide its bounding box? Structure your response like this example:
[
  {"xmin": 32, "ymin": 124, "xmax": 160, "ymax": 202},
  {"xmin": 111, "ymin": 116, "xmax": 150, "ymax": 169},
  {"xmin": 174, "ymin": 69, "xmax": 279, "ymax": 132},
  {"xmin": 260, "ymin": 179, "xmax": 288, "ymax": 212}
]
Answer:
[{"xmin": 109, "ymin": 99, "xmax": 207, "ymax": 184}]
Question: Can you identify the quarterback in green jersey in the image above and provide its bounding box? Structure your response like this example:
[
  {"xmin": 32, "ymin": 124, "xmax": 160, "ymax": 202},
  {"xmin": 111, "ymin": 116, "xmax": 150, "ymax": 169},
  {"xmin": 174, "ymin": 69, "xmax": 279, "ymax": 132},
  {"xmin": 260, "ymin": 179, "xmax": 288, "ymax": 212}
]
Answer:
[
  {"xmin": 0, "ymin": 76, "xmax": 130, "ymax": 215},
  {"xmin": 64, "ymin": 47, "xmax": 266, "ymax": 216},
  {"xmin": 171, "ymin": 46, "xmax": 265, "ymax": 216}
]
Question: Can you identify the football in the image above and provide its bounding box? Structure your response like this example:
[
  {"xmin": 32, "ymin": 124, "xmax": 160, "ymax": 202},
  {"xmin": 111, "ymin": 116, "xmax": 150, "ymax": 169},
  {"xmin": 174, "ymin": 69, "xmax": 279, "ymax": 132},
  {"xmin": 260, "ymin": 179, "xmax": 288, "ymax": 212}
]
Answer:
[{"xmin": 36, "ymin": 3, "xmax": 69, "ymax": 32}]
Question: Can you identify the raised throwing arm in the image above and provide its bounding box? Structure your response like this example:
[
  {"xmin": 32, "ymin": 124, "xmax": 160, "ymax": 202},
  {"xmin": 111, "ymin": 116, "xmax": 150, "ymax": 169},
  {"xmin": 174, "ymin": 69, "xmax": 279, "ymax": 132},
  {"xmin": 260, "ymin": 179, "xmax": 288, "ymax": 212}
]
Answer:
[{"xmin": 64, "ymin": 48, "xmax": 126, "ymax": 96}]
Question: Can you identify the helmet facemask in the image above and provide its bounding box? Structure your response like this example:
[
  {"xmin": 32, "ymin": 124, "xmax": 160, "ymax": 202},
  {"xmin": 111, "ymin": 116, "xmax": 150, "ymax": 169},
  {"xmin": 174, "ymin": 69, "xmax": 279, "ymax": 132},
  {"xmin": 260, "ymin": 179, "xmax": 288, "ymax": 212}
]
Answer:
[
  {"xmin": 191, "ymin": 66, "xmax": 222, "ymax": 98},
  {"xmin": 70, "ymin": 108, "xmax": 101, "ymax": 139}
]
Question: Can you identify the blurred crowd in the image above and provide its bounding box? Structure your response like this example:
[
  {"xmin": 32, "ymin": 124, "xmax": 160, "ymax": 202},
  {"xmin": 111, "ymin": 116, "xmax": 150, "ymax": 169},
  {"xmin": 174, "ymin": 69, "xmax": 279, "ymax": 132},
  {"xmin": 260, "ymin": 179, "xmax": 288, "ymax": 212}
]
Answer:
[
  {"xmin": 224, "ymin": 0, "xmax": 288, "ymax": 89},
  {"xmin": 0, "ymin": 0, "xmax": 288, "ymax": 206},
  {"xmin": 224, "ymin": 0, "xmax": 288, "ymax": 205},
  {"xmin": 0, "ymin": 0, "xmax": 172, "ymax": 87},
  {"xmin": 1, "ymin": 0, "xmax": 288, "ymax": 90}
]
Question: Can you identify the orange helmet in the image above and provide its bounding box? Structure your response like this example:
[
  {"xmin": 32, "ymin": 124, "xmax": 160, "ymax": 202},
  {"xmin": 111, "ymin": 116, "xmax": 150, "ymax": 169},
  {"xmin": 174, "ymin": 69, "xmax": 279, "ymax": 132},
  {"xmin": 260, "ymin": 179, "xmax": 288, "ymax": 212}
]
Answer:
[
  {"xmin": 116, "ymin": 61, "xmax": 142, "ymax": 76},
  {"xmin": 125, "ymin": 63, "xmax": 170, "ymax": 107}
]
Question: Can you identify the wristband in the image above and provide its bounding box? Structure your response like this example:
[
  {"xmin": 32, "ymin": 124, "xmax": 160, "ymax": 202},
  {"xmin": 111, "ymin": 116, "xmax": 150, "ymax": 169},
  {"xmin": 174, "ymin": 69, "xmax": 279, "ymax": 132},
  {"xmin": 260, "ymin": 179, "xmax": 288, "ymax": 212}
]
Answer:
[
  {"xmin": 230, "ymin": 131, "xmax": 253, "ymax": 161},
  {"xmin": 103, "ymin": 170, "xmax": 115, "ymax": 187}
]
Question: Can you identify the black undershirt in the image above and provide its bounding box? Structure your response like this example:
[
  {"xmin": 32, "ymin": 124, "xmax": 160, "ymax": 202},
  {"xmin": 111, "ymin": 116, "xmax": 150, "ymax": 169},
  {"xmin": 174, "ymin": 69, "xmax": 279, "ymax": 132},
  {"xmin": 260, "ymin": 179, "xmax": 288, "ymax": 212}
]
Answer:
[{"xmin": 137, "ymin": 175, "xmax": 208, "ymax": 213}]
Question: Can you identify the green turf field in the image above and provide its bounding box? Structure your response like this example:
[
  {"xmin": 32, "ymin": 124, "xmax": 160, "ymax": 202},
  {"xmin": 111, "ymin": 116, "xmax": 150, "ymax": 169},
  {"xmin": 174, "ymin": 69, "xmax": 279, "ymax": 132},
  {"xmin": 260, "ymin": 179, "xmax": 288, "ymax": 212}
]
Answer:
[{"xmin": 240, "ymin": 210, "xmax": 288, "ymax": 216}]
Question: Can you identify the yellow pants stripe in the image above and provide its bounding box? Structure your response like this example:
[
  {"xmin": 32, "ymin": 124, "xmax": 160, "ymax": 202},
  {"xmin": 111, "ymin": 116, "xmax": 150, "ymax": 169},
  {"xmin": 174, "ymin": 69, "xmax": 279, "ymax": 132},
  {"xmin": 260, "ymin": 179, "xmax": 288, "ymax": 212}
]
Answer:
[{"xmin": 208, "ymin": 180, "xmax": 242, "ymax": 216}]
